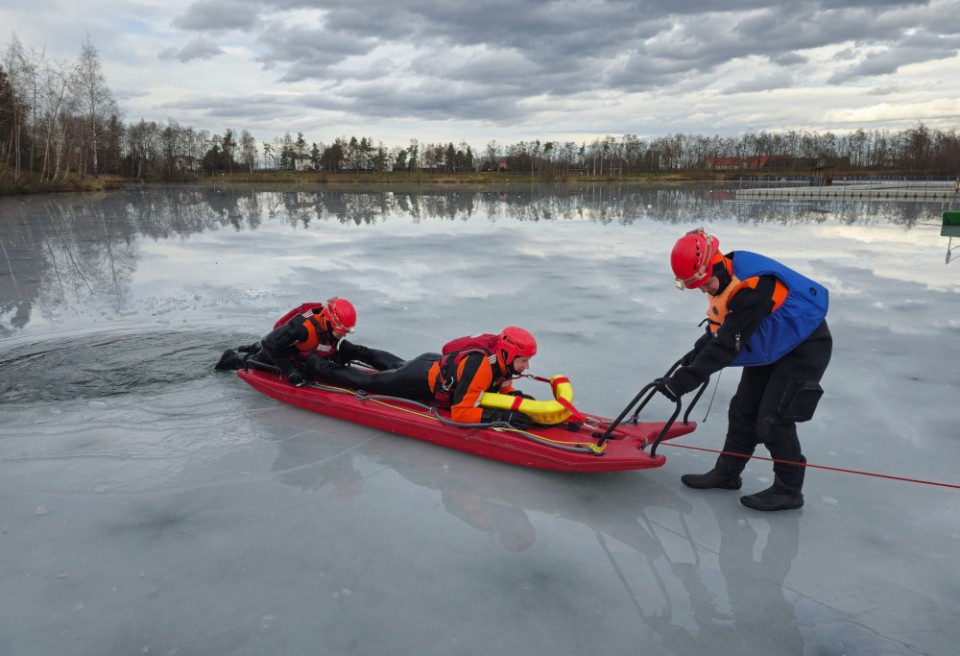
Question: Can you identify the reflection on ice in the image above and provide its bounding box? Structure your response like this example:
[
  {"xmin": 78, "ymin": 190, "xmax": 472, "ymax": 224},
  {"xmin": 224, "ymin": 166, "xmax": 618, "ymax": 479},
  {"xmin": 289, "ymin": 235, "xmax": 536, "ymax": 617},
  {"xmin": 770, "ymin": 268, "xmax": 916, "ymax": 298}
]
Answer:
[{"xmin": 0, "ymin": 187, "xmax": 957, "ymax": 656}]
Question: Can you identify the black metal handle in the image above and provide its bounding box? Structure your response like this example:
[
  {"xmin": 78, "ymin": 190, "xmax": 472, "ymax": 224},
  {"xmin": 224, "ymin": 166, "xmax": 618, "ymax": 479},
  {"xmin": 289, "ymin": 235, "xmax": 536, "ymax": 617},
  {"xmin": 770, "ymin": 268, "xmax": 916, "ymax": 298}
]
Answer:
[
  {"xmin": 596, "ymin": 359, "xmax": 710, "ymax": 450},
  {"xmin": 596, "ymin": 381, "xmax": 657, "ymax": 447},
  {"xmin": 648, "ymin": 398, "xmax": 682, "ymax": 458}
]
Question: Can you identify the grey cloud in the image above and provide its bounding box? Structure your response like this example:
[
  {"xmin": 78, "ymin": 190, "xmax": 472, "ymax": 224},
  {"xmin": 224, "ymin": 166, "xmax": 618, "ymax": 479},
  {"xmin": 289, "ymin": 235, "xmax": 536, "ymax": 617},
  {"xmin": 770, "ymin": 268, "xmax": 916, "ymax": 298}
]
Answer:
[
  {"xmin": 724, "ymin": 72, "xmax": 795, "ymax": 94},
  {"xmin": 302, "ymin": 78, "xmax": 526, "ymax": 123},
  {"xmin": 255, "ymin": 22, "xmax": 376, "ymax": 80},
  {"xmin": 833, "ymin": 48, "xmax": 860, "ymax": 62},
  {"xmin": 409, "ymin": 50, "xmax": 540, "ymax": 90},
  {"xmin": 828, "ymin": 43, "xmax": 956, "ymax": 84},
  {"xmin": 158, "ymin": 93, "xmax": 308, "ymax": 126},
  {"xmin": 158, "ymin": 39, "xmax": 225, "ymax": 63},
  {"xmin": 828, "ymin": 31, "xmax": 960, "ymax": 84},
  {"xmin": 770, "ymin": 53, "xmax": 806, "ymax": 66},
  {"xmin": 867, "ymin": 85, "xmax": 903, "ymax": 96},
  {"xmin": 172, "ymin": 0, "xmax": 263, "ymax": 32},
  {"xmin": 164, "ymin": 0, "xmax": 958, "ymax": 123}
]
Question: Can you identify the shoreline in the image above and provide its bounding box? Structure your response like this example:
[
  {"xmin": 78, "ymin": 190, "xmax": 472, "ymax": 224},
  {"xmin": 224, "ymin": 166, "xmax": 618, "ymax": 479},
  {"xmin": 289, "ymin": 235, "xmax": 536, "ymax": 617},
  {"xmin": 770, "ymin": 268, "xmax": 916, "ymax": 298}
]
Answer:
[{"xmin": 1, "ymin": 169, "xmax": 953, "ymax": 196}]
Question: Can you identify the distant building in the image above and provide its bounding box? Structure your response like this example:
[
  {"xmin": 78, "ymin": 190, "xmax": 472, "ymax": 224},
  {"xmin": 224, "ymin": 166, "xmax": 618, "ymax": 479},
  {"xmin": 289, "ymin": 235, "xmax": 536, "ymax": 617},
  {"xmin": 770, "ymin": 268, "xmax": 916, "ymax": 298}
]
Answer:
[
  {"xmin": 291, "ymin": 154, "xmax": 314, "ymax": 171},
  {"xmin": 173, "ymin": 156, "xmax": 202, "ymax": 173}
]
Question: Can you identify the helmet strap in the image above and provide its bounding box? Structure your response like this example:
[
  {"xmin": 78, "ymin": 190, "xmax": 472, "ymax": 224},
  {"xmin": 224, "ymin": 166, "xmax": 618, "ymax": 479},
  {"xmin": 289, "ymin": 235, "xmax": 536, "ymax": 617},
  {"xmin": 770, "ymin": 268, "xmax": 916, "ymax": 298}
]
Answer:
[
  {"xmin": 711, "ymin": 255, "xmax": 733, "ymax": 294},
  {"xmin": 711, "ymin": 257, "xmax": 729, "ymax": 293},
  {"xmin": 498, "ymin": 349, "xmax": 512, "ymax": 376}
]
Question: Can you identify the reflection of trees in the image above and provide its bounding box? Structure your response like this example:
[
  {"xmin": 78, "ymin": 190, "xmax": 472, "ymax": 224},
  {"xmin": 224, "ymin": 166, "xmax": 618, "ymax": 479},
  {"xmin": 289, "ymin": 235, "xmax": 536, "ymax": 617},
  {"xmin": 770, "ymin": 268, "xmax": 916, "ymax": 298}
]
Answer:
[
  {"xmin": 0, "ymin": 206, "xmax": 41, "ymax": 335},
  {"xmin": 0, "ymin": 198, "xmax": 138, "ymax": 334},
  {"xmin": 723, "ymin": 196, "xmax": 938, "ymax": 228},
  {"xmin": 125, "ymin": 187, "xmax": 265, "ymax": 235},
  {"xmin": 15, "ymin": 195, "xmax": 139, "ymax": 322},
  {"xmin": 253, "ymin": 186, "xmax": 943, "ymax": 227},
  {"xmin": 0, "ymin": 186, "xmax": 945, "ymax": 336},
  {"xmin": 0, "ymin": 189, "xmax": 264, "ymax": 335}
]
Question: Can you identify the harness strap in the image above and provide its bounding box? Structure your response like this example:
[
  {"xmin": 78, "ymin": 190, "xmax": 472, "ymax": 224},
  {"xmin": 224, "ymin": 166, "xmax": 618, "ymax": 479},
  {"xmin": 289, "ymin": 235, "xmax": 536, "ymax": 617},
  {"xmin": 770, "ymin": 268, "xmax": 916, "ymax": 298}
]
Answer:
[{"xmin": 433, "ymin": 349, "xmax": 503, "ymax": 408}]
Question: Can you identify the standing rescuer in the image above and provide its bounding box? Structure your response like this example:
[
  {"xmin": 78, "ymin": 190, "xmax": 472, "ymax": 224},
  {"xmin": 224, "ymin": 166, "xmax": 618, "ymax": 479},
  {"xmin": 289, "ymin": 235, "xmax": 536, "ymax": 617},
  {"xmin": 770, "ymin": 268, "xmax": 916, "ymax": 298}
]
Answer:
[{"xmin": 658, "ymin": 229, "xmax": 832, "ymax": 511}]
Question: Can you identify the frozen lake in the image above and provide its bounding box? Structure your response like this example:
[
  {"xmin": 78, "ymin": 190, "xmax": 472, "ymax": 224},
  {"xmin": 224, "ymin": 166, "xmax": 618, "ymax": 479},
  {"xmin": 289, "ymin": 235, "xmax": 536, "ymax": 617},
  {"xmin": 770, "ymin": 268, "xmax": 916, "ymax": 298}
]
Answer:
[{"xmin": 1, "ymin": 186, "xmax": 958, "ymax": 655}]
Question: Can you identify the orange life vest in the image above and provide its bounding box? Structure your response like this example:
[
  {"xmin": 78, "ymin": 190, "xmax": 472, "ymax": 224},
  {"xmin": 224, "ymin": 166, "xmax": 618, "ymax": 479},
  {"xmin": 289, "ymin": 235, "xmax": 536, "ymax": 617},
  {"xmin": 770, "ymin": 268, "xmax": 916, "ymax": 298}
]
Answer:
[
  {"xmin": 428, "ymin": 349, "xmax": 509, "ymax": 409},
  {"xmin": 706, "ymin": 266, "xmax": 788, "ymax": 334},
  {"xmin": 293, "ymin": 311, "xmax": 336, "ymax": 357}
]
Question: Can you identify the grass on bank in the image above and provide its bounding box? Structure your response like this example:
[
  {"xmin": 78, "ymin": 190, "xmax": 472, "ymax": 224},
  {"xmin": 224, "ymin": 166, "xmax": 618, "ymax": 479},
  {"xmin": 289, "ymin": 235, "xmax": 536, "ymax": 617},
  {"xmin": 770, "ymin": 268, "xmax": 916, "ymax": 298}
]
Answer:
[
  {"xmin": 10, "ymin": 166, "xmax": 952, "ymax": 195},
  {"xmin": 0, "ymin": 169, "xmax": 726, "ymax": 195}
]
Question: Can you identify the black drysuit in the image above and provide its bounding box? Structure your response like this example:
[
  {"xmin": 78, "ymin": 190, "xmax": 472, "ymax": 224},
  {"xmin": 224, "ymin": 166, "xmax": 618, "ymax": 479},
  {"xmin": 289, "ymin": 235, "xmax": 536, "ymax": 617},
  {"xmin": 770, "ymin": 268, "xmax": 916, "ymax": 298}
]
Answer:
[{"xmin": 671, "ymin": 275, "xmax": 832, "ymax": 492}]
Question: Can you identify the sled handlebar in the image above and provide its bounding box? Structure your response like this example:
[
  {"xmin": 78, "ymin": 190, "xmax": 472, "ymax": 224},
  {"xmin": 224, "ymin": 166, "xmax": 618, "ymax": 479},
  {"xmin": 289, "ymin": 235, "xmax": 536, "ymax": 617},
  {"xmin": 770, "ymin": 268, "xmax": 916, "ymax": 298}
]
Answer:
[{"xmin": 596, "ymin": 358, "xmax": 709, "ymax": 456}]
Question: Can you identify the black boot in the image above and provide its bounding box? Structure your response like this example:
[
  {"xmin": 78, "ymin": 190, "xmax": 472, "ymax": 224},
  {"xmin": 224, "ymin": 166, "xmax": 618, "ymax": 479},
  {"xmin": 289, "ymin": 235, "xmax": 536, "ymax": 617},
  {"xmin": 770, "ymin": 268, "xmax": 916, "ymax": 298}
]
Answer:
[
  {"xmin": 740, "ymin": 455, "xmax": 806, "ymax": 511},
  {"xmin": 681, "ymin": 450, "xmax": 746, "ymax": 490},
  {"xmin": 237, "ymin": 342, "xmax": 261, "ymax": 353},
  {"xmin": 740, "ymin": 476, "xmax": 804, "ymax": 511},
  {"xmin": 214, "ymin": 349, "xmax": 240, "ymax": 371},
  {"xmin": 681, "ymin": 468, "xmax": 743, "ymax": 490},
  {"xmin": 741, "ymin": 452, "xmax": 806, "ymax": 511}
]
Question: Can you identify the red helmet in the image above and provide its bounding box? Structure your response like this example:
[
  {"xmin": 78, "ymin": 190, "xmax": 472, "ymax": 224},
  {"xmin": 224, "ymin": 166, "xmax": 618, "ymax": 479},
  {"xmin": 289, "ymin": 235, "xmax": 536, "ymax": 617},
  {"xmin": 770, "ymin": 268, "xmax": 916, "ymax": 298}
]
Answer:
[
  {"xmin": 671, "ymin": 228, "xmax": 720, "ymax": 290},
  {"xmin": 497, "ymin": 326, "xmax": 537, "ymax": 368},
  {"xmin": 322, "ymin": 297, "xmax": 357, "ymax": 335}
]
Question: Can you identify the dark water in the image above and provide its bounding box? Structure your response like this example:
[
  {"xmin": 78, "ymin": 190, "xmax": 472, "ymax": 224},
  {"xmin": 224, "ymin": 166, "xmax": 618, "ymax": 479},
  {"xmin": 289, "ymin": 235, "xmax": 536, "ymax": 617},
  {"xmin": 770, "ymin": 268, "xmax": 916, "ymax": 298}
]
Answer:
[{"xmin": 0, "ymin": 331, "xmax": 227, "ymax": 403}]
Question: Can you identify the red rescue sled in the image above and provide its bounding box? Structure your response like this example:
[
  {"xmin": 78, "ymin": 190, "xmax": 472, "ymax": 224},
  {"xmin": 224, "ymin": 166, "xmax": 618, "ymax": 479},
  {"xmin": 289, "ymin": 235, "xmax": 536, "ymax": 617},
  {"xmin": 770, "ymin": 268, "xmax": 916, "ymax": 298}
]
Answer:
[{"xmin": 236, "ymin": 368, "xmax": 697, "ymax": 473}]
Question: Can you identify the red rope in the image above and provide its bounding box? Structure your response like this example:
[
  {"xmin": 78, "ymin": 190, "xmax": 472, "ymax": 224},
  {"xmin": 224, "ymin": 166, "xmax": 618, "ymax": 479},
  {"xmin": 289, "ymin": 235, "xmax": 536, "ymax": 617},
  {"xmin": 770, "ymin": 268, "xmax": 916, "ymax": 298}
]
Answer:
[
  {"xmin": 520, "ymin": 373, "xmax": 552, "ymax": 383},
  {"xmin": 664, "ymin": 443, "xmax": 960, "ymax": 491}
]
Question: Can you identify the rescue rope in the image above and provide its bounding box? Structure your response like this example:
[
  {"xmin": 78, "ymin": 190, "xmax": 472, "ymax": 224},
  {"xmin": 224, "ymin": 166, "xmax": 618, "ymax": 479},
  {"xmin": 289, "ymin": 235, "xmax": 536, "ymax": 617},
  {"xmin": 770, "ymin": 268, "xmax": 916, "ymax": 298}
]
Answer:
[{"xmin": 664, "ymin": 443, "xmax": 960, "ymax": 490}]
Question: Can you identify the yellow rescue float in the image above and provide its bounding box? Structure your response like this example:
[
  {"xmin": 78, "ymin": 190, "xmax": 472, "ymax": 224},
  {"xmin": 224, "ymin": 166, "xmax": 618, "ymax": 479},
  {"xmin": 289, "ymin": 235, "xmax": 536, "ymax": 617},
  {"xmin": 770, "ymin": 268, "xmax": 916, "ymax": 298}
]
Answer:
[{"xmin": 479, "ymin": 375, "xmax": 581, "ymax": 425}]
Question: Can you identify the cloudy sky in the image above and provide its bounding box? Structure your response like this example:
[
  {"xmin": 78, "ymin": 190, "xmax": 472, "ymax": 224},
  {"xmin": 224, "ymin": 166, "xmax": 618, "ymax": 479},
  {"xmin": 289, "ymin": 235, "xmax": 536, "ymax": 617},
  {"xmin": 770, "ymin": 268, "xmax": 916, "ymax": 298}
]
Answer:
[{"xmin": 3, "ymin": 0, "xmax": 959, "ymax": 148}]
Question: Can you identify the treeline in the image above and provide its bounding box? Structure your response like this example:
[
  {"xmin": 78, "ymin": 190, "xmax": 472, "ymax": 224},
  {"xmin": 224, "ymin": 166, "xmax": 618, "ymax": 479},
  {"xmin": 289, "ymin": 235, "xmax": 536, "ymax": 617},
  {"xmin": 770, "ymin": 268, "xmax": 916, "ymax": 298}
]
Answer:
[{"xmin": 2, "ymin": 34, "xmax": 959, "ymax": 186}]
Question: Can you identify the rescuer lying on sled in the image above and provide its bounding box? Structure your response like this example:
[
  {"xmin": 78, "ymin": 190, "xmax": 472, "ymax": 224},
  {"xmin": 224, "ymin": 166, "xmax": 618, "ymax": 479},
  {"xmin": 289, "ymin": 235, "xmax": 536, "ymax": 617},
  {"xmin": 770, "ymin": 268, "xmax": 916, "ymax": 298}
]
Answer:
[
  {"xmin": 307, "ymin": 327, "xmax": 540, "ymax": 431},
  {"xmin": 214, "ymin": 297, "xmax": 405, "ymax": 387}
]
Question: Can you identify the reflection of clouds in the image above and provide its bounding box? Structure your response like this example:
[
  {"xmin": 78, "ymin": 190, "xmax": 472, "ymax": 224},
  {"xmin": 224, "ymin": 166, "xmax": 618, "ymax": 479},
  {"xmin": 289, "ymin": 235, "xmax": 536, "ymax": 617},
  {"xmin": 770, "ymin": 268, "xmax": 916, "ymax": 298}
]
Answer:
[
  {"xmin": 363, "ymin": 434, "xmax": 698, "ymax": 555},
  {"xmin": 361, "ymin": 440, "xmax": 539, "ymax": 553},
  {"xmin": 1, "ymin": 188, "xmax": 950, "ymax": 340},
  {"xmin": 258, "ymin": 412, "xmax": 540, "ymax": 551}
]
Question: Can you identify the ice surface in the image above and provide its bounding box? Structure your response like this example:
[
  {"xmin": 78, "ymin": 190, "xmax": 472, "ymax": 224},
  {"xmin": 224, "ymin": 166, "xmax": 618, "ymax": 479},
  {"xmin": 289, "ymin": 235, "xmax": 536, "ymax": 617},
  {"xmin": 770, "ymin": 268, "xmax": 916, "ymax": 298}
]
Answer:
[{"xmin": 0, "ymin": 187, "xmax": 957, "ymax": 655}]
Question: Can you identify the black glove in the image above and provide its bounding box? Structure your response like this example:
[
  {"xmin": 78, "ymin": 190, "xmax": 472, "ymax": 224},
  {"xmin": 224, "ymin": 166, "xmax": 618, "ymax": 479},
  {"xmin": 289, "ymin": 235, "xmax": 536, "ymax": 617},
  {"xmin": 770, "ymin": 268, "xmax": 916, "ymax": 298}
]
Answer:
[
  {"xmin": 508, "ymin": 391, "xmax": 536, "ymax": 400},
  {"xmin": 657, "ymin": 367, "xmax": 703, "ymax": 402},
  {"xmin": 679, "ymin": 349, "xmax": 698, "ymax": 367},
  {"xmin": 483, "ymin": 410, "xmax": 533, "ymax": 430},
  {"xmin": 656, "ymin": 377, "xmax": 682, "ymax": 402},
  {"xmin": 287, "ymin": 370, "xmax": 305, "ymax": 387}
]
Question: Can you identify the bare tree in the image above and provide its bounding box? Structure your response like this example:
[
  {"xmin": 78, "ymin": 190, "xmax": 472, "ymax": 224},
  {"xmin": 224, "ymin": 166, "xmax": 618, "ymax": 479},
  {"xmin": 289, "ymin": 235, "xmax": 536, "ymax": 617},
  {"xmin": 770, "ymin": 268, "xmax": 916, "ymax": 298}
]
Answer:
[
  {"xmin": 1, "ymin": 36, "xmax": 31, "ymax": 181},
  {"xmin": 73, "ymin": 35, "xmax": 115, "ymax": 176},
  {"xmin": 240, "ymin": 129, "xmax": 257, "ymax": 171},
  {"xmin": 0, "ymin": 65, "xmax": 22, "ymax": 180},
  {"xmin": 126, "ymin": 119, "xmax": 159, "ymax": 178},
  {"xmin": 37, "ymin": 54, "xmax": 77, "ymax": 182},
  {"xmin": 4, "ymin": 35, "xmax": 38, "ymax": 175}
]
